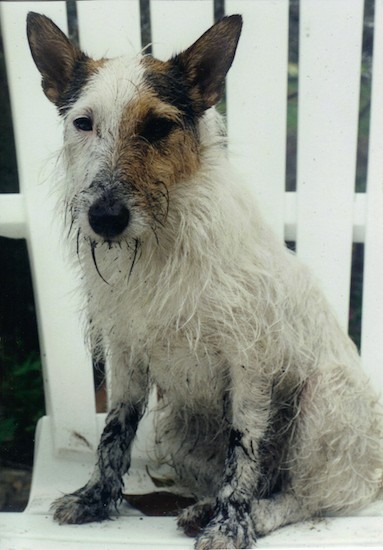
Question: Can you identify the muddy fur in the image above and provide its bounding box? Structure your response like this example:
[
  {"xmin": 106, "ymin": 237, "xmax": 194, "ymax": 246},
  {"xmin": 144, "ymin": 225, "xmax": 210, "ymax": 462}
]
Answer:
[{"xmin": 27, "ymin": 12, "xmax": 383, "ymax": 549}]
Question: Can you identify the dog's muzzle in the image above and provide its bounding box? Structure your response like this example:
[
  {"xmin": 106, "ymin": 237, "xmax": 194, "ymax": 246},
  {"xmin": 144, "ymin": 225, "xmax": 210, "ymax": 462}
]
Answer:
[{"xmin": 88, "ymin": 195, "xmax": 130, "ymax": 240}]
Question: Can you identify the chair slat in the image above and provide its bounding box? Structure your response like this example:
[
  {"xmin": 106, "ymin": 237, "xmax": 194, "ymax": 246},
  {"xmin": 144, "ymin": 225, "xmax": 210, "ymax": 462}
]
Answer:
[
  {"xmin": 76, "ymin": 0, "xmax": 141, "ymax": 58},
  {"xmin": 0, "ymin": 194, "xmax": 26, "ymax": 239},
  {"xmin": 284, "ymin": 192, "xmax": 367, "ymax": 244},
  {"xmin": 226, "ymin": 0, "xmax": 289, "ymax": 241},
  {"xmin": 150, "ymin": 0, "xmax": 213, "ymax": 60},
  {"xmin": 296, "ymin": 0, "xmax": 364, "ymax": 330},
  {"xmin": 0, "ymin": 1, "xmax": 98, "ymax": 453},
  {"xmin": 361, "ymin": 0, "xmax": 383, "ymax": 393}
]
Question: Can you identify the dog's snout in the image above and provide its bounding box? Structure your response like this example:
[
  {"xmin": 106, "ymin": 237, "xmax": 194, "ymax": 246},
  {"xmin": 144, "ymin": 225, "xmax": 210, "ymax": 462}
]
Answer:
[{"xmin": 88, "ymin": 196, "xmax": 130, "ymax": 239}]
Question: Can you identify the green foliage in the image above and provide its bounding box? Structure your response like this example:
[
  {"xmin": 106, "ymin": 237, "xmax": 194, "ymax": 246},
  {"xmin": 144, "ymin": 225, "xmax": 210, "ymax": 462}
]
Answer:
[
  {"xmin": 0, "ymin": 353, "xmax": 45, "ymax": 465},
  {"xmin": 0, "ymin": 417, "xmax": 17, "ymax": 443}
]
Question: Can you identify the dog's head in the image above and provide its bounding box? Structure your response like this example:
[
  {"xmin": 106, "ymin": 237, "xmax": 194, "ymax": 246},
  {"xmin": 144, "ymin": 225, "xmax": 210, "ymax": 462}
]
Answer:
[{"xmin": 27, "ymin": 13, "xmax": 242, "ymax": 246}]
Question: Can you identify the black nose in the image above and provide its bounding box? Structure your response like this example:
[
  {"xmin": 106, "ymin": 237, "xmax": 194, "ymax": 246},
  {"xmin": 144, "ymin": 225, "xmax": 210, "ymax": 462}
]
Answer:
[{"xmin": 88, "ymin": 196, "xmax": 130, "ymax": 239}]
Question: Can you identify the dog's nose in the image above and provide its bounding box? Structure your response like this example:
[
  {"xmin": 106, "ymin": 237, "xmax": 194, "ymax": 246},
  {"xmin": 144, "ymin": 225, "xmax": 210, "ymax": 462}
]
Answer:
[{"xmin": 88, "ymin": 197, "xmax": 130, "ymax": 239}]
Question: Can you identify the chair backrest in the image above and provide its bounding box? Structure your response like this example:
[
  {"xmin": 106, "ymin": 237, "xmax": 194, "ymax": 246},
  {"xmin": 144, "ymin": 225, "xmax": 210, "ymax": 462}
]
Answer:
[{"xmin": 1, "ymin": 0, "xmax": 382, "ymax": 457}]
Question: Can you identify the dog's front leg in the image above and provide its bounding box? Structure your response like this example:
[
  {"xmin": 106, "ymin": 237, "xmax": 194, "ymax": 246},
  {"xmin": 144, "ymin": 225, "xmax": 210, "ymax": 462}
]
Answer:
[
  {"xmin": 196, "ymin": 369, "xmax": 271, "ymax": 550},
  {"xmin": 52, "ymin": 364, "xmax": 148, "ymax": 524}
]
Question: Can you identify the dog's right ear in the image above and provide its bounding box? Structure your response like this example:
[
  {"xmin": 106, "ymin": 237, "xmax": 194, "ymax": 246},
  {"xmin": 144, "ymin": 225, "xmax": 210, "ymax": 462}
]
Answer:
[{"xmin": 27, "ymin": 12, "xmax": 85, "ymax": 105}]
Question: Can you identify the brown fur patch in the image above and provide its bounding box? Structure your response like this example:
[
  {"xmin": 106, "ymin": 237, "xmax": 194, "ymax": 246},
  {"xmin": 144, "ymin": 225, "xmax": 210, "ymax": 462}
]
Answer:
[
  {"xmin": 110, "ymin": 87, "xmax": 201, "ymax": 221},
  {"xmin": 140, "ymin": 55, "xmax": 198, "ymax": 122}
]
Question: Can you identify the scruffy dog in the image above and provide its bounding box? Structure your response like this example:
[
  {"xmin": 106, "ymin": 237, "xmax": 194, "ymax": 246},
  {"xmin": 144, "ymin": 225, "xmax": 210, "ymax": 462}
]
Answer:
[{"xmin": 27, "ymin": 12, "xmax": 382, "ymax": 550}]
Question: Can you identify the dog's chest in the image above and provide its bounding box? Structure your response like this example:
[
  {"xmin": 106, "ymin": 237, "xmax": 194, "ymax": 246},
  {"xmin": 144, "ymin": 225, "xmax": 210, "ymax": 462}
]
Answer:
[
  {"xmin": 147, "ymin": 338, "xmax": 228, "ymax": 406},
  {"xmin": 90, "ymin": 259, "xmax": 229, "ymax": 406},
  {"xmin": 120, "ymin": 300, "xmax": 227, "ymax": 405}
]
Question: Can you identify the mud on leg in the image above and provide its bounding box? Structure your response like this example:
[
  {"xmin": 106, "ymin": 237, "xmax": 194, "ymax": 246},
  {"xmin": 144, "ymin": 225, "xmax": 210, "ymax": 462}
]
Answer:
[{"xmin": 52, "ymin": 401, "xmax": 144, "ymax": 524}]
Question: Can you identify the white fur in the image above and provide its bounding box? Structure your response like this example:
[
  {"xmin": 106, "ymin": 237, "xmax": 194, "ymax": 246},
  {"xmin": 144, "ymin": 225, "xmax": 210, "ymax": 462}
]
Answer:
[
  {"xmin": 61, "ymin": 56, "xmax": 150, "ymax": 242},
  {"xmin": 24, "ymin": 11, "xmax": 380, "ymax": 546},
  {"xmin": 55, "ymin": 54, "xmax": 382, "ymax": 548}
]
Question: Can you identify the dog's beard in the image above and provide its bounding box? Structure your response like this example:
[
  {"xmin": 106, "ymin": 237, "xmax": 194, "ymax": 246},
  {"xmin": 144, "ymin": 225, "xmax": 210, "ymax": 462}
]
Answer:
[
  {"xmin": 88, "ymin": 236, "xmax": 143, "ymax": 285},
  {"xmin": 64, "ymin": 178, "xmax": 170, "ymax": 284},
  {"xmin": 66, "ymin": 212, "xmax": 143, "ymax": 285}
]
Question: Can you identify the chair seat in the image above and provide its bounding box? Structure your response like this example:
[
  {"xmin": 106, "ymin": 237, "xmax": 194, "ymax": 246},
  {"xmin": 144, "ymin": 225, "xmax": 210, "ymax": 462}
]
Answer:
[
  {"xmin": 1, "ymin": 500, "xmax": 383, "ymax": 550},
  {"xmin": 0, "ymin": 415, "xmax": 382, "ymax": 550}
]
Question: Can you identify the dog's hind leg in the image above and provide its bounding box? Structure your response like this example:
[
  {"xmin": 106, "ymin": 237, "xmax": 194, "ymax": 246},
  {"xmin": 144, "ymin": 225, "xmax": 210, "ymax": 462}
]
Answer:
[
  {"xmin": 252, "ymin": 491, "xmax": 314, "ymax": 536},
  {"xmin": 252, "ymin": 365, "xmax": 383, "ymax": 536},
  {"xmin": 52, "ymin": 357, "xmax": 149, "ymax": 524}
]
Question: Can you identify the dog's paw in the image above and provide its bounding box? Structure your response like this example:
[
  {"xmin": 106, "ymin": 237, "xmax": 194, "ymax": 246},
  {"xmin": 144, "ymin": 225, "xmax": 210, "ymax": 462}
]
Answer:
[
  {"xmin": 177, "ymin": 498, "xmax": 214, "ymax": 537},
  {"xmin": 51, "ymin": 490, "xmax": 110, "ymax": 524},
  {"xmin": 195, "ymin": 528, "xmax": 236, "ymax": 549},
  {"xmin": 195, "ymin": 515, "xmax": 257, "ymax": 550}
]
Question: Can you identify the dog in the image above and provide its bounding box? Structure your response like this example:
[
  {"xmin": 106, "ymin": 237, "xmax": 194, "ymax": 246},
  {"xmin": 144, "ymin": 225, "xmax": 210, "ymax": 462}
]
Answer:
[{"xmin": 27, "ymin": 12, "xmax": 382, "ymax": 550}]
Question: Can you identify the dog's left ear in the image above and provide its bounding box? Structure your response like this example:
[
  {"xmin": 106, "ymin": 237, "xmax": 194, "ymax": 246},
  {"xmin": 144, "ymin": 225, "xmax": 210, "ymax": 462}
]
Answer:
[{"xmin": 173, "ymin": 15, "xmax": 242, "ymax": 112}]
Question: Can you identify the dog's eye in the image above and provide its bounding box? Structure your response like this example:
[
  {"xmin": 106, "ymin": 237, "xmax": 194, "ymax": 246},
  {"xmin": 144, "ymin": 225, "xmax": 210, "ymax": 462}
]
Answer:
[
  {"xmin": 73, "ymin": 117, "xmax": 93, "ymax": 132},
  {"xmin": 140, "ymin": 116, "xmax": 176, "ymax": 143}
]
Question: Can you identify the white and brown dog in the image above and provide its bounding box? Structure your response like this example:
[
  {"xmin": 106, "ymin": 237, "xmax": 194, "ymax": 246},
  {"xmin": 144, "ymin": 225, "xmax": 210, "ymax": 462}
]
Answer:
[{"xmin": 27, "ymin": 12, "xmax": 382, "ymax": 549}]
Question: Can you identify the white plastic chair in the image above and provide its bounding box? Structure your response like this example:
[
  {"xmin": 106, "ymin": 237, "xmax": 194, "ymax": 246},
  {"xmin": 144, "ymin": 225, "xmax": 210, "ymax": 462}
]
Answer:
[{"xmin": 0, "ymin": 1, "xmax": 382, "ymax": 548}]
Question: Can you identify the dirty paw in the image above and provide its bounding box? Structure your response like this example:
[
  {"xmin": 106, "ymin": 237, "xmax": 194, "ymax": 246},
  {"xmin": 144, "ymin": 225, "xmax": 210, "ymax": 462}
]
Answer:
[
  {"xmin": 51, "ymin": 489, "xmax": 110, "ymax": 524},
  {"xmin": 195, "ymin": 517, "xmax": 256, "ymax": 549},
  {"xmin": 177, "ymin": 498, "xmax": 214, "ymax": 537}
]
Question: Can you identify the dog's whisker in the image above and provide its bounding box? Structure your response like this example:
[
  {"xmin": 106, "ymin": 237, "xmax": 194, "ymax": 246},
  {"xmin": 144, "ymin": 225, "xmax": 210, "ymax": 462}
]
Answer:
[
  {"xmin": 151, "ymin": 225, "xmax": 160, "ymax": 246},
  {"xmin": 156, "ymin": 180, "xmax": 170, "ymax": 218},
  {"xmin": 90, "ymin": 241, "xmax": 110, "ymax": 285},
  {"xmin": 128, "ymin": 238, "xmax": 140, "ymax": 281},
  {"xmin": 67, "ymin": 213, "xmax": 75, "ymax": 239},
  {"xmin": 150, "ymin": 207, "xmax": 166, "ymax": 229},
  {"xmin": 76, "ymin": 228, "xmax": 81, "ymax": 257}
]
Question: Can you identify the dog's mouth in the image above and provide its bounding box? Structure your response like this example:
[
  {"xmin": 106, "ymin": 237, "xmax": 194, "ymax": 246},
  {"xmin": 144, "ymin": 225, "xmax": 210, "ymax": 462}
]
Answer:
[
  {"xmin": 82, "ymin": 193, "xmax": 143, "ymax": 284},
  {"xmin": 88, "ymin": 195, "xmax": 130, "ymax": 241}
]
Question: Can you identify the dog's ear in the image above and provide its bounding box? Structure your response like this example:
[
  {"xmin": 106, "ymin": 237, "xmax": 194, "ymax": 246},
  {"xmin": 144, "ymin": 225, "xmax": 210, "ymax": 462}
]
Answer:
[
  {"xmin": 27, "ymin": 12, "xmax": 86, "ymax": 105},
  {"xmin": 173, "ymin": 15, "xmax": 242, "ymax": 112}
]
